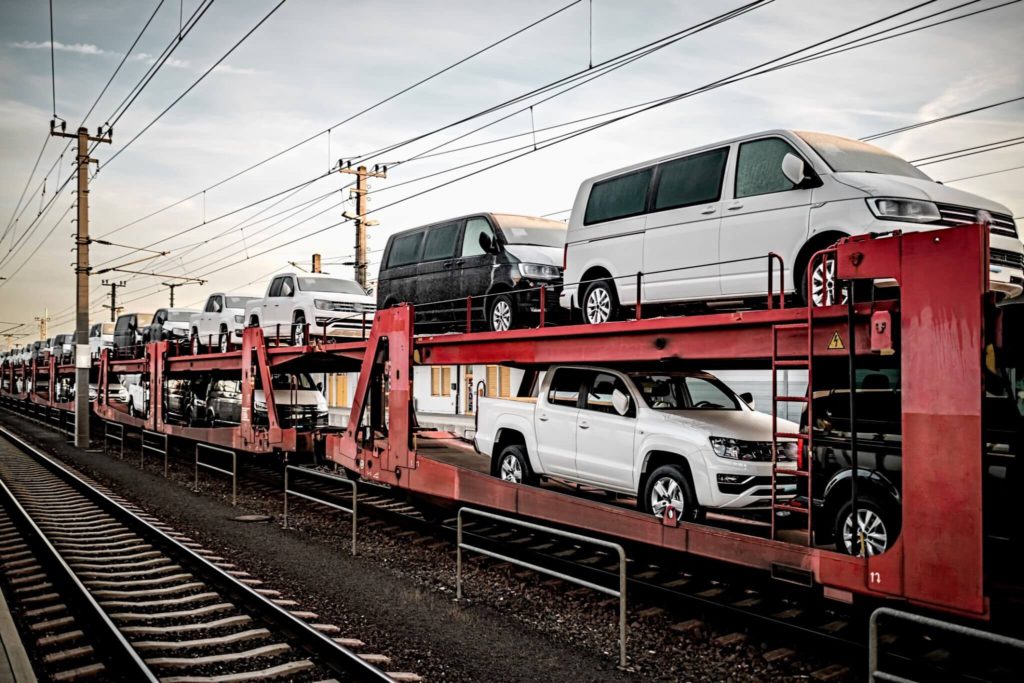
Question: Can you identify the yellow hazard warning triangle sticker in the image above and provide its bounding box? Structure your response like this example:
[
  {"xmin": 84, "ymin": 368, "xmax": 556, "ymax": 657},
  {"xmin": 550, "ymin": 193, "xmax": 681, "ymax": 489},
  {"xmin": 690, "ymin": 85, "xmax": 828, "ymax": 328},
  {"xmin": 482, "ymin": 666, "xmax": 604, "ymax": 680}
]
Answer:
[{"xmin": 827, "ymin": 330, "xmax": 845, "ymax": 350}]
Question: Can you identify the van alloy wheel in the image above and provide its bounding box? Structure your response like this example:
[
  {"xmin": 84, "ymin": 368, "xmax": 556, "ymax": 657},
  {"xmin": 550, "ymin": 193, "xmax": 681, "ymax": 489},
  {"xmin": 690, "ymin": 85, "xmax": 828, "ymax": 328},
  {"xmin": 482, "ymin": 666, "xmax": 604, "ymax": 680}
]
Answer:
[
  {"xmin": 811, "ymin": 259, "xmax": 848, "ymax": 307},
  {"xmin": 649, "ymin": 476, "xmax": 686, "ymax": 518},
  {"xmin": 491, "ymin": 299, "xmax": 512, "ymax": 332},
  {"xmin": 499, "ymin": 453, "xmax": 523, "ymax": 483},
  {"xmin": 585, "ymin": 286, "xmax": 612, "ymax": 324},
  {"xmin": 840, "ymin": 507, "xmax": 889, "ymax": 557}
]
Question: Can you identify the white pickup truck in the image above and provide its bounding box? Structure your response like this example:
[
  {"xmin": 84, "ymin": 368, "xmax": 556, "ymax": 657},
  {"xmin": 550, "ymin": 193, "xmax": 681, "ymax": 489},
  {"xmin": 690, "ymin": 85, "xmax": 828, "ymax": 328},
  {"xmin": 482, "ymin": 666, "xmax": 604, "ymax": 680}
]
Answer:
[
  {"xmin": 475, "ymin": 366, "xmax": 799, "ymax": 519},
  {"xmin": 243, "ymin": 272, "xmax": 375, "ymax": 345},
  {"xmin": 190, "ymin": 293, "xmax": 259, "ymax": 354}
]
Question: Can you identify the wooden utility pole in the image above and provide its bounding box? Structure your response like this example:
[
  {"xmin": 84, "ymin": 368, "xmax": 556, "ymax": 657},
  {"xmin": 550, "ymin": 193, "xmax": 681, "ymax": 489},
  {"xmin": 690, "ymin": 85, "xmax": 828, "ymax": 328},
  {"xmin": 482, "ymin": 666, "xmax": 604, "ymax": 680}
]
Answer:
[
  {"xmin": 312, "ymin": 253, "xmax": 322, "ymax": 274},
  {"xmin": 339, "ymin": 162, "xmax": 386, "ymax": 290},
  {"xmin": 52, "ymin": 121, "xmax": 110, "ymax": 447},
  {"xmin": 101, "ymin": 280, "xmax": 126, "ymax": 322}
]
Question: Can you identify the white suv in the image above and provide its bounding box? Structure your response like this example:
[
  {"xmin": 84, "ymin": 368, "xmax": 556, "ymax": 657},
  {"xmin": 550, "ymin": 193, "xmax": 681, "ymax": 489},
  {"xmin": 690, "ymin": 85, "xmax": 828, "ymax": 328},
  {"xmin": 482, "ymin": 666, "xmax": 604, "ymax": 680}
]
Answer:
[
  {"xmin": 561, "ymin": 130, "xmax": 1023, "ymax": 322},
  {"xmin": 475, "ymin": 366, "xmax": 799, "ymax": 519}
]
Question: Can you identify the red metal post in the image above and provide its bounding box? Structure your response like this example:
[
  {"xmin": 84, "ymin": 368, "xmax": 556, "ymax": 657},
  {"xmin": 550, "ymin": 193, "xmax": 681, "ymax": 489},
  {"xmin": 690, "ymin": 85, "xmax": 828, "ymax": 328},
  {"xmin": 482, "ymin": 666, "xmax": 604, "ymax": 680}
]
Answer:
[
  {"xmin": 539, "ymin": 286, "xmax": 546, "ymax": 328},
  {"xmin": 635, "ymin": 272, "xmax": 643, "ymax": 320},
  {"xmin": 465, "ymin": 296, "xmax": 472, "ymax": 334}
]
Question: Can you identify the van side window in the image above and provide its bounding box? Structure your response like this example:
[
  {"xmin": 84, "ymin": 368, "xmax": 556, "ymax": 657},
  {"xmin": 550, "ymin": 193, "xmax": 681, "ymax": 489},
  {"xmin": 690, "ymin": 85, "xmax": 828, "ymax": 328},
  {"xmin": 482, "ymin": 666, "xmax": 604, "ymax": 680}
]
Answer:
[
  {"xmin": 735, "ymin": 138, "xmax": 801, "ymax": 198},
  {"xmin": 388, "ymin": 231, "xmax": 424, "ymax": 267},
  {"xmin": 547, "ymin": 368, "xmax": 585, "ymax": 407},
  {"xmin": 653, "ymin": 148, "xmax": 729, "ymax": 211},
  {"xmin": 422, "ymin": 222, "xmax": 460, "ymax": 261},
  {"xmin": 461, "ymin": 218, "xmax": 495, "ymax": 258},
  {"xmin": 584, "ymin": 168, "xmax": 653, "ymax": 225}
]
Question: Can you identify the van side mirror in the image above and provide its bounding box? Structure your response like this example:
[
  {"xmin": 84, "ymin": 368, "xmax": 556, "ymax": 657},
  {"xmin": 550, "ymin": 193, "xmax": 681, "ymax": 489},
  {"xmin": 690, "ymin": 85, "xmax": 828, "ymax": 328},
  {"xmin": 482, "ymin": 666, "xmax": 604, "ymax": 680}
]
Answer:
[
  {"xmin": 612, "ymin": 388, "xmax": 631, "ymax": 417},
  {"xmin": 738, "ymin": 391, "xmax": 755, "ymax": 410},
  {"xmin": 781, "ymin": 153, "xmax": 807, "ymax": 186},
  {"xmin": 478, "ymin": 232, "xmax": 498, "ymax": 255},
  {"xmin": 316, "ymin": 382, "xmax": 324, "ymax": 393}
]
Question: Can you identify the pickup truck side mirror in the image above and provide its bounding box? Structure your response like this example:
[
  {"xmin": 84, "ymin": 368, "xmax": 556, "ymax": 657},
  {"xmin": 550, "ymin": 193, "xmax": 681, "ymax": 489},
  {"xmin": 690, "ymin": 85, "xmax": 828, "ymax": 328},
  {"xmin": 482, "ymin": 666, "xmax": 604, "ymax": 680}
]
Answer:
[
  {"xmin": 316, "ymin": 381, "xmax": 324, "ymax": 393},
  {"xmin": 738, "ymin": 391, "xmax": 755, "ymax": 410},
  {"xmin": 612, "ymin": 388, "xmax": 631, "ymax": 417}
]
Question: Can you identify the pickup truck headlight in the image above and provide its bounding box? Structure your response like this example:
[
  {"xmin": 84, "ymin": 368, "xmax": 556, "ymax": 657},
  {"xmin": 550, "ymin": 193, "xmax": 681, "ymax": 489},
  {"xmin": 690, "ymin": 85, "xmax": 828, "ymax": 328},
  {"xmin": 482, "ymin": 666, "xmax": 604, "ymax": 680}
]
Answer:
[
  {"xmin": 709, "ymin": 436, "xmax": 782, "ymax": 462},
  {"xmin": 867, "ymin": 198, "xmax": 940, "ymax": 223},
  {"xmin": 518, "ymin": 263, "xmax": 560, "ymax": 280}
]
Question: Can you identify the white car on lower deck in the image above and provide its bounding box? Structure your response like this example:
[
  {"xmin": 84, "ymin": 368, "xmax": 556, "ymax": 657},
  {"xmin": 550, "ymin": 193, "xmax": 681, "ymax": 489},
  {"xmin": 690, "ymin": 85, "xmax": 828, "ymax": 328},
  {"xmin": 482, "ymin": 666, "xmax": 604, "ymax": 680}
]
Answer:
[{"xmin": 475, "ymin": 366, "xmax": 799, "ymax": 519}]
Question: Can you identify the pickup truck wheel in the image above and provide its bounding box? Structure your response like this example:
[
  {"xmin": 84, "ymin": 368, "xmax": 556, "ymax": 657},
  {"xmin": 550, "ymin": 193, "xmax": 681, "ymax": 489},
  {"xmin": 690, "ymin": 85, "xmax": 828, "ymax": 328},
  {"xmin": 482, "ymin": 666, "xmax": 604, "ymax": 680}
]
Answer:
[
  {"xmin": 643, "ymin": 465, "xmax": 698, "ymax": 521},
  {"xmin": 190, "ymin": 333, "xmax": 200, "ymax": 355},
  {"xmin": 489, "ymin": 294, "xmax": 516, "ymax": 332},
  {"xmin": 494, "ymin": 444, "xmax": 536, "ymax": 485},
  {"xmin": 219, "ymin": 328, "xmax": 229, "ymax": 353},
  {"xmin": 583, "ymin": 279, "xmax": 618, "ymax": 324},
  {"xmin": 834, "ymin": 496, "xmax": 898, "ymax": 557}
]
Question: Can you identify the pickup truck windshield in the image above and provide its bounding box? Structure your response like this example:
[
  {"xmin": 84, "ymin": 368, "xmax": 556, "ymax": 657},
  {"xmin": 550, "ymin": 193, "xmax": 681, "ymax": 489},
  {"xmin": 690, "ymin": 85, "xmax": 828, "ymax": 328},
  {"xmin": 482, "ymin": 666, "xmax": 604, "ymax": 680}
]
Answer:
[
  {"xmin": 630, "ymin": 373, "xmax": 739, "ymax": 410},
  {"xmin": 297, "ymin": 277, "xmax": 366, "ymax": 295},
  {"xmin": 225, "ymin": 296, "xmax": 256, "ymax": 308},
  {"xmin": 796, "ymin": 131, "xmax": 932, "ymax": 181}
]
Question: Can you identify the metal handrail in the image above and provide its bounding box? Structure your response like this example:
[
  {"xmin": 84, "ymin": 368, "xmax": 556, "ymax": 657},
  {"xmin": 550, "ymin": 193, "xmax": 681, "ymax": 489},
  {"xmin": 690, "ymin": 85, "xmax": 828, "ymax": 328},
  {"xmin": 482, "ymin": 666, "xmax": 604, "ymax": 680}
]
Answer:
[
  {"xmin": 283, "ymin": 465, "xmax": 357, "ymax": 555},
  {"xmin": 104, "ymin": 421, "xmax": 125, "ymax": 459},
  {"xmin": 141, "ymin": 429, "xmax": 169, "ymax": 477},
  {"xmin": 194, "ymin": 443, "xmax": 237, "ymax": 506},
  {"xmin": 869, "ymin": 607, "xmax": 1024, "ymax": 682},
  {"xmin": 457, "ymin": 507, "xmax": 628, "ymax": 667}
]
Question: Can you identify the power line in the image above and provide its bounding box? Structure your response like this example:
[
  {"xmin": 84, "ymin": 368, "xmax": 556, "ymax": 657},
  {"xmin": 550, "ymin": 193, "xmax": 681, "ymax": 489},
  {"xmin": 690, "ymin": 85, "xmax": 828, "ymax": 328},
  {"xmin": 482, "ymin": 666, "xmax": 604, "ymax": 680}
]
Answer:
[
  {"xmin": 943, "ymin": 163, "xmax": 1024, "ymax": 183},
  {"xmin": 911, "ymin": 135, "xmax": 1024, "ymax": 164},
  {"xmin": 103, "ymin": 0, "xmax": 288, "ymax": 169},
  {"xmin": 861, "ymin": 94, "xmax": 1024, "ymax": 142},
  {"xmin": 99, "ymin": 0, "xmax": 746, "ymax": 239}
]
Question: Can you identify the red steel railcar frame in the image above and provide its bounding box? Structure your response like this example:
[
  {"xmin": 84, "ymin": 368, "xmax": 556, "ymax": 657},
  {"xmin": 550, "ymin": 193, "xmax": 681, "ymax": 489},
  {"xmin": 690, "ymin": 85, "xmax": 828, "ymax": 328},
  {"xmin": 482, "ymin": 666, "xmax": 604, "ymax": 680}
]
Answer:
[{"xmin": 326, "ymin": 224, "xmax": 993, "ymax": 621}]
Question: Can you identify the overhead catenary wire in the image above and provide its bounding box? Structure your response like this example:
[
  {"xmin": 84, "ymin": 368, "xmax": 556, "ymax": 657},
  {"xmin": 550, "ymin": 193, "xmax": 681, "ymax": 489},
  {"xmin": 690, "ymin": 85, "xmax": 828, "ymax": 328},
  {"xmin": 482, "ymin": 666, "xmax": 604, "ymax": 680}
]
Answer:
[
  {"xmin": 97, "ymin": 0, "xmax": 588, "ymax": 239},
  {"xmin": 943, "ymin": 163, "xmax": 1024, "ymax": 183},
  {"xmin": 860, "ymin": 94, "xmax": 1024, "ymax": 142},
  {"xmin": 911, "ymin": 135, "xmax": 1024, "ymax": 165}
]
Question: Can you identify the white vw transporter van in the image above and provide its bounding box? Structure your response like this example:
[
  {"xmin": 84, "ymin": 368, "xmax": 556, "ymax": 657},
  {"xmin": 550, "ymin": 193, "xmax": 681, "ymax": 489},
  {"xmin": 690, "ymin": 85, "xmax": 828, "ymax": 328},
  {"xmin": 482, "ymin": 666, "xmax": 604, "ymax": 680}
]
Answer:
[{"xmin": 560, "ymin": 130, "xmax": 1023, "ymax": 321}]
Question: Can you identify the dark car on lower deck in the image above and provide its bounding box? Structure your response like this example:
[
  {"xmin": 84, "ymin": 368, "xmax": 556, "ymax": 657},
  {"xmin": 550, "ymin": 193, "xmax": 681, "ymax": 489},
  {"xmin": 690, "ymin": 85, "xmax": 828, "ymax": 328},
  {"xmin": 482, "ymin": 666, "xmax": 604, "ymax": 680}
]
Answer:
[{"xmin": 376, "ymin": 213, "xmax": 566, "ymax": 332}]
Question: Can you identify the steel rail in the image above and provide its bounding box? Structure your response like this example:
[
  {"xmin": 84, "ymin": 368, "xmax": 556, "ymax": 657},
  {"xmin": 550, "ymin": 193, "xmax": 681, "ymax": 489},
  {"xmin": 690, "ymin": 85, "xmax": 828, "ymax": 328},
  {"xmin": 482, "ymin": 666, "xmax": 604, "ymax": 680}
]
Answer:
[{"xmin": 0, "ymin": 425, "xmax": 394, "ymax": 682}]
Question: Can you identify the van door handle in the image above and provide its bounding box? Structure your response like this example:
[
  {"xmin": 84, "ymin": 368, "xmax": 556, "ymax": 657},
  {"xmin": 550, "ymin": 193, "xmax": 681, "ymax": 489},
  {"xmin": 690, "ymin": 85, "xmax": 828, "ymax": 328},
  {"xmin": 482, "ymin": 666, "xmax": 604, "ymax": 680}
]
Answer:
[
  {"xmin": 727, "ymin": 202, "xmax": 743, "ymax": 211},
  {"xmin": 453, "ymin": 260, "xmax": 464, "ymax": 267},
  {"xmin": 442, "ymin": 260, "xmax": 453, "ymax": 268},
  {"xmin": 701, "ymin": 205, "xmax": 717, "ymax": 215}
]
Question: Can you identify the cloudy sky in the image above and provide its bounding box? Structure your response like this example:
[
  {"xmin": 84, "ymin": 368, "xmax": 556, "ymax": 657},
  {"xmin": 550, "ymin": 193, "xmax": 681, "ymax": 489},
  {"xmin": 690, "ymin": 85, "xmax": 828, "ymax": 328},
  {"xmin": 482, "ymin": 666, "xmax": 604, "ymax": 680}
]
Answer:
[{"xmin": 1, "ymin": 0, "xmax": 1022, "ymax": 341}]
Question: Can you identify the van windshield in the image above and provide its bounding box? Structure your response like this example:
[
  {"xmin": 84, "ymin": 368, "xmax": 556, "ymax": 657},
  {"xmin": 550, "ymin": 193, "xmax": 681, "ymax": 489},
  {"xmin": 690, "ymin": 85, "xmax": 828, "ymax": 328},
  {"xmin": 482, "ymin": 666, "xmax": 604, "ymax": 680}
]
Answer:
[
  {"xmin": 796, "ymin": 132, "xmax": 932, "ymax": 180},
  {"xmin": 269, "ymin": 373, "xmax": 317, "ymax": 390},
  {"xmin": 496, "ymin": 218, "xmax": 567, "ymax": 248}
]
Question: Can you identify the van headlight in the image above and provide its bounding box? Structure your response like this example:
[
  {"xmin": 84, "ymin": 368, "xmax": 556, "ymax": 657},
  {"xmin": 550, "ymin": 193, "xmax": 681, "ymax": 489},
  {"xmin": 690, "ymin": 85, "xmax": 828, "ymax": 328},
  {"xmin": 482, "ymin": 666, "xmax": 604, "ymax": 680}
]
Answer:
[
  {"xmin": 867, "ymin": 198, "xmax": 940, "ymax": 223},
  {"xmin": 518, "ymin": 263, "xmax": 560, "ymax": 280},
  {"xmin": 254, "ymin": 400, "xmax": 267, "ymax": 412}
]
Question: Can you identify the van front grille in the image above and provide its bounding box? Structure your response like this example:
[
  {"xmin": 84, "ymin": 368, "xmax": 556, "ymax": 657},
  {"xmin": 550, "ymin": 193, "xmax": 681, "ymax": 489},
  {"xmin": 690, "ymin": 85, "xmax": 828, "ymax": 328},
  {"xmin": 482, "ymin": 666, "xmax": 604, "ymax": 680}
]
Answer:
[
  {"xmin": 991, "ymin": 248, "xmax": 1024, "ymax": 270},
  {"xmin": 936, "ymin": 204, "xmax": 1017, "ymax": 238}
]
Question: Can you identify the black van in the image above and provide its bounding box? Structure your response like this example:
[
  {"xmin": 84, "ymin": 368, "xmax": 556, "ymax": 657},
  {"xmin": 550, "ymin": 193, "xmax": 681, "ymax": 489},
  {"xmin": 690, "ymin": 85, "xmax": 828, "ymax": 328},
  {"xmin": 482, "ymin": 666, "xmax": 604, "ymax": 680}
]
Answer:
[
  {"xmin": 376, "ymin": 213, "xmax": 566, "ymax": 332},
  {"xmin": 113, "ymin": 312, "xmax": 154, "ymax": 357}
]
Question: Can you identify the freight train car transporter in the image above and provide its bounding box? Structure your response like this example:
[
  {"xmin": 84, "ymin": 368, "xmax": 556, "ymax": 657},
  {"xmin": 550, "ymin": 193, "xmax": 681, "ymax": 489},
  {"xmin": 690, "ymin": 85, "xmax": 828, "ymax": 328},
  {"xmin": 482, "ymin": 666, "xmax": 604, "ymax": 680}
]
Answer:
[{"xmin": 2, "ymin": 223, "xmax": 1022, "ymax": 655}]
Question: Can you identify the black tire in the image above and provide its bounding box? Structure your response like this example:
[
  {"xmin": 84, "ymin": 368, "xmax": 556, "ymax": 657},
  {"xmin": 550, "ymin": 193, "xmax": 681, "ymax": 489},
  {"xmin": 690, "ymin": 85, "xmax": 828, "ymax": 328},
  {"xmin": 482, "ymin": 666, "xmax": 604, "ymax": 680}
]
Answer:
[
  {"xmin": 642, "ymin": 464, "xmax": 699, "ymax": 521},
  {"xmin": 292, "ymin": 314, "xmax": 307, "ymax": 346},
  {"xmin": 488, "ymin": 293, "xmax": 517, "ymax": 332},
  {"xmin": 833, "ymin": 495, "xmax": 899, "ymax": 557},
  {"xmin": 492, "ymin": 444, "xmax": 537, "ymax": 485},
  {"xmin": 128, "ymin": 399, "xmax": 136, "ymax": 418},
  {"xmin": 219, "ymin": 327, "xmax": 230, "ymax": 353},
  {"xmin": 184, "ymin": 406, "xmax": 194, "ymax": 427},
  {"xmin": 190, "ymin": 333, "xmax": 200, "ymax": 355},
  {"xmin": 582, "ymin": 279, "xmax": 619, "ymax": 324}
]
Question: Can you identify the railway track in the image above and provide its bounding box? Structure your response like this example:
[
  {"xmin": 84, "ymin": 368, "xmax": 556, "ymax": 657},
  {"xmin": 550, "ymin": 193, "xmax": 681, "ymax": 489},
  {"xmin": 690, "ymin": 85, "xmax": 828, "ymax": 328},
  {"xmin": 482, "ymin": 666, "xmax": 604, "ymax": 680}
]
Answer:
[
  {"xmin": 0, "ymin": 425, "xmax": 413, "ymax": 683},
  {"xmin": 4, "ymin": 404, "xmax": 1021, "ymax": 681}
]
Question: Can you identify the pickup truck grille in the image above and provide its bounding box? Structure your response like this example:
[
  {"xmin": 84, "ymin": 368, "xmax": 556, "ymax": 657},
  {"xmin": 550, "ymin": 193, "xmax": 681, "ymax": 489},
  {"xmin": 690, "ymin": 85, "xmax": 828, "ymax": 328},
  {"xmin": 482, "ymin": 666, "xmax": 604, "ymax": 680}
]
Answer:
[
  {"xmin": 936, "ymin": 204, "xmax": 1017, "ymax": 238},
  {"xmin": 329, "ymin": 302, "xmax": 375, "ymax": 313}
]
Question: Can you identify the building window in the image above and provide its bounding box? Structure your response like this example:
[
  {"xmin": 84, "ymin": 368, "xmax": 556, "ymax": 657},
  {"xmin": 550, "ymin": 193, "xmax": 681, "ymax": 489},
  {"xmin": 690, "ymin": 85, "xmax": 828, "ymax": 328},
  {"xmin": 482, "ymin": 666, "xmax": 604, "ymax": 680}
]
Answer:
[
  {"xmin": 485, "ymin": 365, "xmax": 512, "ymax": 398},
  {"xmin": 328, "ymin": 374, "xmax": 349, "ymax": 408},
  {"xmin": 431, "ymin": 367, "xmax": 452, "ymax": 396}
]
